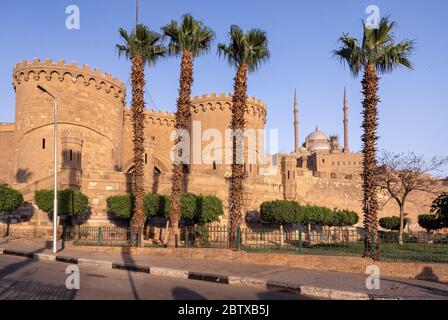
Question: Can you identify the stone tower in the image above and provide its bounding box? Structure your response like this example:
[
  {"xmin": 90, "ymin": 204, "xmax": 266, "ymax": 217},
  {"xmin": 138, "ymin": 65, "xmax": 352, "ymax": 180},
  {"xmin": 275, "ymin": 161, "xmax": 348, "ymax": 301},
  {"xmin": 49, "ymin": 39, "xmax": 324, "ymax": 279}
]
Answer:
[
  {"xmin": 61, "ymin": 129, "xmax": 83, "ymax": 188},
  {"xmin": 281, "ymin": 155, "xmax": 297, "ymax": 201},
  {"xmin": 343, "ymin": 87, "xmax": 350, "ymax": 154},
  {"xmin": 294, "ymin": 90, "xmax": 299, "ymax": 153}
]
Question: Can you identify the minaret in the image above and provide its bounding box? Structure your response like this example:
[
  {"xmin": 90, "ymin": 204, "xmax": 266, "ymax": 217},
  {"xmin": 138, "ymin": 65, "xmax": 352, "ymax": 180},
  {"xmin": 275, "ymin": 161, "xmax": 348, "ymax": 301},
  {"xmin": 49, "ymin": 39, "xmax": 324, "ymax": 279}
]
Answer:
[
  {"xmin": 294, "ymin": 89, "xmax": 300, "ymax": 153},
  {"xmin": 343, "ymin": 87, "xmax": 350, "ymax": 153}
]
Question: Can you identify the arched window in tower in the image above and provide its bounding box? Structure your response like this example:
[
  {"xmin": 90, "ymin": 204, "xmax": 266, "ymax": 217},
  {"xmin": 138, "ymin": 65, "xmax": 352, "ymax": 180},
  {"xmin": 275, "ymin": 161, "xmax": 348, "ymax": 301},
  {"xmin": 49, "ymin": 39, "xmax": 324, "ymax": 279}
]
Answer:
[
  {"xmin": 145, "ymin": 153, "xmax": 148, "ymax": 165},
  {"xmin": 42, "ymin": 139, "xmax": 46, "ymax": 150},
  {"xmin": 287, "ymin": 171, "xmax": 290, "ymax": 180},
  {"xmin": 69, "ymin": 150, "xmax": 73, "ymax": 161}
]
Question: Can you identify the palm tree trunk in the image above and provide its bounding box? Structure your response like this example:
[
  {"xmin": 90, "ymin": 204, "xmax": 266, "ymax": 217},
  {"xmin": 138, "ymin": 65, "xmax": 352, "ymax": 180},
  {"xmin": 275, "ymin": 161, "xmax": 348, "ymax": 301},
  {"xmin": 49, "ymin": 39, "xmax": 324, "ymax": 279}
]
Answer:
[
  {"xmin": 130, "ymin": 55, "xmax": 146, "ymax": 245},
  {"xmin": 229, "ymin": 64, "xmax": 248, "ymax": 249},
  {"xmin": 168, "ymin": 51, "xmax": 193, "ymax": 248},
  {"xmin": 361, "ymin": 63, "xmax": 380, "ymax": 260}
]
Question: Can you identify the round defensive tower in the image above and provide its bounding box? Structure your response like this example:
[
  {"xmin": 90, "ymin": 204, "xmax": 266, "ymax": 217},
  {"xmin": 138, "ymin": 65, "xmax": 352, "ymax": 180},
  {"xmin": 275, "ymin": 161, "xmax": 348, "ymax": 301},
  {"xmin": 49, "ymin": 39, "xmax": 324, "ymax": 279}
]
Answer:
[
  {"xmin": 189, "ymin": 93, "xmax": 267, "ymax": 176},
  {"xmin": 12, "ymin": 58, "xmax": 126, "ymax": 183}
]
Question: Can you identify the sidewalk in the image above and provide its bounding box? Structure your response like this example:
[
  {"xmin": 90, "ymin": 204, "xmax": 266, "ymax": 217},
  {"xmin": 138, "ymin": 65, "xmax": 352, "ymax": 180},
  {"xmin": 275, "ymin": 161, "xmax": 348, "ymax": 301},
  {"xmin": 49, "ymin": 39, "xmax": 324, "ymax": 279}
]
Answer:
[{"xmin": 1, "ymin": 237, "xmax": 447, "ymax": 300}]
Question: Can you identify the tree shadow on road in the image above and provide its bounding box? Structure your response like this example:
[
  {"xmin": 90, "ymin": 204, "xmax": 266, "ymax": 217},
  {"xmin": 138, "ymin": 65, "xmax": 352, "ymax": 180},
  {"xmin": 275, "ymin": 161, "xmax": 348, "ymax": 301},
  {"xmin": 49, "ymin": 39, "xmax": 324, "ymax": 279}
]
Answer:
[
  {"xmin": 171, "ymin": 286, "xmax": 207, "ymax": 300},
  {"xmin": 120, "ymin": 246, "xmax": 140, "ymax": 300},
  {"xmin": 0, "ymin": 246, "xmax": 78, "ymax": 300},
  {"xmin": 382, "ymin": 270, "xmax": 448, "ymax": 298}
]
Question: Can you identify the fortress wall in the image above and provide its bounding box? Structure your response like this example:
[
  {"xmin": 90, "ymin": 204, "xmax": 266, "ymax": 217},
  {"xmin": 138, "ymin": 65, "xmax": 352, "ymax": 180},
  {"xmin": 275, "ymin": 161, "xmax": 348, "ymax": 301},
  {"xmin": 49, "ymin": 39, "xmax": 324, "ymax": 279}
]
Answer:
[
  {"xmin": 0, "ymin": 124, "xmax": 15, "ymax": 184},
  {"xmin": 13, "ymin": 59, "xmax": 126, "ymax": 183},
  {"xmin": 145, "ymin": 111, "xmax": 175, "ymax": 174},
  {"xmin": 314, "ymin": 152, "xmax": 363, "ymax": 175},
  {"xmin": 189, "ymin": 93, "xmax": 267, "ymax": 176},
  {"xmin": 79, "ymin": 170, "xmax": 131, "ymax": 226},
  {"xmin": 295, "ymin": 173, "xmax": 448, "ymax": 231}
]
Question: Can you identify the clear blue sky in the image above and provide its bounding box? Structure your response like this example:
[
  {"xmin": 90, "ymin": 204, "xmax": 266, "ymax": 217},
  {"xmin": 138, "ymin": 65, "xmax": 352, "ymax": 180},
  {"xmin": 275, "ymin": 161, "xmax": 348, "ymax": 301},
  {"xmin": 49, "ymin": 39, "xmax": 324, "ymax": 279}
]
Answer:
[{"xmin": 1, "ymin": 0, "xmax": 447, "ymax": 175}]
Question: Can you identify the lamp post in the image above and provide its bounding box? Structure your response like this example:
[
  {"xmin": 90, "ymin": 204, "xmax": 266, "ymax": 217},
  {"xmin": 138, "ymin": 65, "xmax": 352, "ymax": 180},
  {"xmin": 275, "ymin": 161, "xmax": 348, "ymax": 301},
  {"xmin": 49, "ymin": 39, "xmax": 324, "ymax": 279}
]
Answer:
[{"xmin": 37, "ymin": 84, "xmax": 58, "ymax": 254}]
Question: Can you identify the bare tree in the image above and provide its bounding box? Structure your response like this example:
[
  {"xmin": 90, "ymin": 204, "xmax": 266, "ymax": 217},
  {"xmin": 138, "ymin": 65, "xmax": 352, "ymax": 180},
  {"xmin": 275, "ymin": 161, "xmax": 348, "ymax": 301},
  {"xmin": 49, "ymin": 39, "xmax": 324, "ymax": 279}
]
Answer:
[{"xmin": 377, "ymin": 151, "xmax": 448, "ymax": 244}]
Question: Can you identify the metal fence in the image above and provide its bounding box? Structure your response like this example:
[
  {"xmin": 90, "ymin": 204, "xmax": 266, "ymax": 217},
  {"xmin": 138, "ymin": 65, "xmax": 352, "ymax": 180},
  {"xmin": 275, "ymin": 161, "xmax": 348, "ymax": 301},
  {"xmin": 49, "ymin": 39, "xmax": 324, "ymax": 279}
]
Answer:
[
  {"xmin": 64, "ymin": 226, "xmax": 143, "ymax": 247},
  {"xmin": 64, "ymin": 225, "xmax": 448, "ymax": 263}
]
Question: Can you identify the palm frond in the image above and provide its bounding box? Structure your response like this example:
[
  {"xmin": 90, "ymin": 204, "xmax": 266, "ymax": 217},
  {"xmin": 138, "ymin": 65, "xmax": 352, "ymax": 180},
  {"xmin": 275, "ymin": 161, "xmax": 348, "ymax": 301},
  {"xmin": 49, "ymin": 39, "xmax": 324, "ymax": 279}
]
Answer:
[
  {"xmin": 218, "ymin": 25, "xmax": 270, "ymax": 73},
  {"xmin": 162, "ymin": 14, "xmax": 215, "ymax": 58},
  {"xmin": 334, "ymin": 17, "xmax": 414, "ymax": 76},
  {"xmin": 116, "ymin": 24, "xmax": 166, "ymax": 65}
]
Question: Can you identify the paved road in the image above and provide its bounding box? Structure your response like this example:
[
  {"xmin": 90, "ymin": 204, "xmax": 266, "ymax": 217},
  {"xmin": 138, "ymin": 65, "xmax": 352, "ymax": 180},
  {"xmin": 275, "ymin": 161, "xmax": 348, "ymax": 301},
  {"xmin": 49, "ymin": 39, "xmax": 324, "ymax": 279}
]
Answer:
[{"xmin": 0, "ymin": 255, "xmax": 307, "ymax": 300}]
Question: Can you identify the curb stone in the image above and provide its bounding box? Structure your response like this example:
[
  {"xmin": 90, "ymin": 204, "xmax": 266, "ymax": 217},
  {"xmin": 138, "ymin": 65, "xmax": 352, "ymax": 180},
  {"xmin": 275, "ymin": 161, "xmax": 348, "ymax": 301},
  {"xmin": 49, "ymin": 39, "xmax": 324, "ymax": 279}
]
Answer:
[
  {"xmin": 78, "ymin": 258, "xmax": 113, "ymax": 268},
  {"xmin": 33, "ymin": 253, "xmax": 56, "ymax": 261},
  {"xmin": 112, "ymin": 262, "xmax": 150, "ymax": 273},
  {"xmin": 228, "ymin": 276, "xmax": 267, "ymax": 289},
  {"xmin": 150, "ymin": 267, "xmax": 188, "ymax": 279},
  {"xmin": 266, "ymin": 281, "xmax": 301, "ymax": 295},
  {"xmin": 3, "ymin": 249, "xmax": 34, "ymax": 259},
  {"xmin": 188, "ymin": 272, "xmax": 229, "ymax": 284},
  {"xmin": 300, "ymin": 286, "xmax": 370, "ymax": 300},
  {"xmin": 56, "ymin": 256, "xmax": 79, "ymax": 264},
  {"xmin": 0, "ymin": 247, "xmax": 417, "ymax": 300}
]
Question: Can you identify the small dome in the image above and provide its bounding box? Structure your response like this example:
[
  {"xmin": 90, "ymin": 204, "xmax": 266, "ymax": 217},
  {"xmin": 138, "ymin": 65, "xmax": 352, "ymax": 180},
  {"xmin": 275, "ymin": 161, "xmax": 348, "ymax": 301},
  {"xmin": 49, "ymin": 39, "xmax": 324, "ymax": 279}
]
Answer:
[
  {"xmin": 306, "ymin": 128, "xmax": 328, "ymax": 142},
  {"xmin": 309, "ymin": 143, "xmax": 331, "ymax": 152}
]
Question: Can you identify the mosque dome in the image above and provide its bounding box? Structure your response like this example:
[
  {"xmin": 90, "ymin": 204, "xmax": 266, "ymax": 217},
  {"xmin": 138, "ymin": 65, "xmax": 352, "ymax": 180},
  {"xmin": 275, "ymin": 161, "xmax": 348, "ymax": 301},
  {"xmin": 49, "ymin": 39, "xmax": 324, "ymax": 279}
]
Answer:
[
  {"xmin": 306, "ymin": 128, "xmax": 328, "ymax": 142},
  {"xmin": 309, "ymin": 143, "xmax": 331, "ymax": 152}
]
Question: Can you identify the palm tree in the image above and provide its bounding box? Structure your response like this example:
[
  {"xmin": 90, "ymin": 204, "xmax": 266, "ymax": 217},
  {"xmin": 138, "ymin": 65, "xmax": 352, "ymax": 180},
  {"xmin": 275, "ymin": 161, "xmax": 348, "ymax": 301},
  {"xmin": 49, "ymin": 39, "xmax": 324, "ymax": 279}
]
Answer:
[
  {"xmin": 116, "ymin": 24, "xmax": 165, "ymax": 242},
  {"xmin": 162, "ymin": 14, "xmax": 215, "ymax": 247},
  {"xmin": 218, "ymin": 25, "xmax": 270, "ymax": 248},
  {"xmin": 333, "ymin": 17, "xmax": 414, "ymax": 259}
]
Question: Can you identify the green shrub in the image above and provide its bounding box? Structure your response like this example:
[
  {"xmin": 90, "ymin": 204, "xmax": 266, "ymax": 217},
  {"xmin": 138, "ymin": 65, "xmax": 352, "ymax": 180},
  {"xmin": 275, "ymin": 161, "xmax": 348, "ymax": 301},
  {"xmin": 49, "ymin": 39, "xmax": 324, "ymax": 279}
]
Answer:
[
  {"xmin": 260, "ymin": 200, "xmax": 302, "ymax": 225},
  {"xmin": 158, "ymin": 195, "xmax": 171, "ymax": 218},
  {"xmin": 144, "ymin": 193, "xmax": 159, "ymax": 218},
  {"xmin": 35, "ymin": 189, "xmax": 88, "ymax": 216},
  {"xmin": 299, "ymin": 205, "xmax": 334, "ymax": 226},
  {"xmin": 379, "ymin": 216, "xmax": 406, "ymax": 231},
  {"xmin": 197, "ymin": 195, "xmax": 224, "ymax": 224},
  {"xmin": 107, "ymin": 194, "xmax": 134, "ymax": 219},
  {"xmin": 181, "ymin": 193, "xmax": 199, "ymax": 222},
  {"xmin": 108, "ymin": 193, "xmax": 224, "ymax": 225},
  {"xmin": 418, "ymin": 214, "xmax": 444, "ymax": 234},
  {"xmin": 333, "ymin": 209, "xmax": 359, "ymax": 227},
  {"xmin": 431, "ymin": 192, "xmax": 448, "ymax": 224},
  {"xmin": 107, "ymin": 193, "xmax": 161, "ymax": 219},
  {"xmin": 0, "ymin": 184, "xmax": 24, "ymax": 213}
]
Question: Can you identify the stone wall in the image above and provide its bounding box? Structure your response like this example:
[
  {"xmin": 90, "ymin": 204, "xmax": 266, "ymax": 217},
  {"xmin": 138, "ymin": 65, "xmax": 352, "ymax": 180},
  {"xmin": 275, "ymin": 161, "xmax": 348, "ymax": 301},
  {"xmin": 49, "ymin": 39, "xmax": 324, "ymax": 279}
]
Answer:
[
  {"xmin": 295, "ymin": 171, "xmax": 448, "ymax": 231},
  {"xmin": 0, "ymin": 124, "xmax": 15, "ymax": 184}
]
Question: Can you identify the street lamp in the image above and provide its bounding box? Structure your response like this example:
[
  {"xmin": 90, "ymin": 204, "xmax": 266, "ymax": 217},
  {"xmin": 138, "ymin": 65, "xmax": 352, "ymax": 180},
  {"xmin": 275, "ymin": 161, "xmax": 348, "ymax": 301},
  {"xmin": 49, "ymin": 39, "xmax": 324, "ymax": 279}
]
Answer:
[{"xmin": 37, "ymin": 84, "xmax": 58, "ymax": 254}]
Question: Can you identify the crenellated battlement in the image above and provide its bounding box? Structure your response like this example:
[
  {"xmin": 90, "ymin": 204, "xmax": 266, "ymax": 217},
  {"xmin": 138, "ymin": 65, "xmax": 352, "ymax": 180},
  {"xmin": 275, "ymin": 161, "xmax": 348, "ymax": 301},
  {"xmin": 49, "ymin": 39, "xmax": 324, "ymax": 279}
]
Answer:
[
  {"xmin": 192, "ymin": 92, "xmax": 267, "ymax": 108},
  {"xmin": 124, "ymin": 108, "xmax": 176, "ymax": 128},
  {"xmin": 13, "ymin": 58, "xmax": 126, "ymax": 100},
  {"xmin": 191, "ymin": 92, "xmax": 267, "ymax": 120}
]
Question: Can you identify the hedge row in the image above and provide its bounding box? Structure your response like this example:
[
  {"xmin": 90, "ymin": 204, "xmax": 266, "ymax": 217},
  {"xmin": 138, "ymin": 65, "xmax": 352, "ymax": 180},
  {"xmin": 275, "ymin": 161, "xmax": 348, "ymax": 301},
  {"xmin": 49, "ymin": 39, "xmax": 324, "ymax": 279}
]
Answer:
[
  {"xmin": 35, "ymin": 189, "xmax": 89, "ymax": 216},
  {"xmin": 260, "ymin": 200, "xmax": 359, "ymax": 227},
  {"xmin": 0, "ymin": 184, "xmax": 24, "ymax": 213},
  {"xmin": 107, "ymin": 193, "xmax": 224, "ymax": 225}
]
